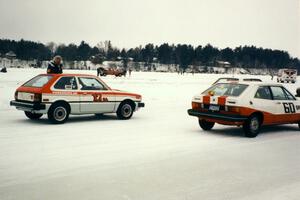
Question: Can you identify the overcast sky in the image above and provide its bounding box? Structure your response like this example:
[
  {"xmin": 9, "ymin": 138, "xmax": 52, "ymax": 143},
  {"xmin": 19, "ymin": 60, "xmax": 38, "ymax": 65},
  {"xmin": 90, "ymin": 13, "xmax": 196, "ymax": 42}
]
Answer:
[{"xmin": 0, "ymin": 0, "xmax": 299, "ymax": 57}]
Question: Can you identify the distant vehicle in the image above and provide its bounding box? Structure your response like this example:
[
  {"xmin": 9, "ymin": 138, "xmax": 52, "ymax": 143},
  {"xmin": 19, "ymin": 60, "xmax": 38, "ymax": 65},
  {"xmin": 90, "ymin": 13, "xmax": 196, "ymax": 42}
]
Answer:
[
  {"xmin": 10, "ymin": 74, "xmax": 144, "ymax": 124},
  {"xmin": 97, "ymin": 67, "xmax": 126, "ymax": 77},
  {"xmin": 277, "ymin": 69, "xmax": 297, "ymax": 83},
  {"xmin": 213, "ymin": 77, "xmax": 262, "ymax": 85},
  {"xmin": 188, "ymin": 81, "xmax": 300, "ymax": 137}
]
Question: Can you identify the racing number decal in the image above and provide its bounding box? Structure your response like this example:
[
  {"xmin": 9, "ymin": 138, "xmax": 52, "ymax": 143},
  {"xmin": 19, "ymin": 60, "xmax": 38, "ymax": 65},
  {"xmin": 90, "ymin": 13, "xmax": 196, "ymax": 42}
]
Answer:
[
  {"xmin": 92, "ymin": 94, "xmax": 108, "ymax": 102},
  {"xmin": 283, "ymin": 103, "xmax": 296, "ymax": 113}
]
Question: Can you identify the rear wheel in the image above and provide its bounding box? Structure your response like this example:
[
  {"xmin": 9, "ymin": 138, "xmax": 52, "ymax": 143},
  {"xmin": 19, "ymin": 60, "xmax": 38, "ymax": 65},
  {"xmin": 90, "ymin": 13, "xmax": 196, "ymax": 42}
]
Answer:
[
  {"xmin": 24, "ymin": 111, "xmax": 43, "ymax": 120},
  {"xmin": 117, "ymin": 102, "xmax": 134, "ymax": 120},
  {"xmin": 243, "ymin": 114, "xmax": 262, "ymax": 138},
  {"xmin": 198, "ymin": 119, "xmax": 215, "ymax": 130},
  {"xmin": 48, "ymin": 103, "xmax": 70, "ymax": 124}
]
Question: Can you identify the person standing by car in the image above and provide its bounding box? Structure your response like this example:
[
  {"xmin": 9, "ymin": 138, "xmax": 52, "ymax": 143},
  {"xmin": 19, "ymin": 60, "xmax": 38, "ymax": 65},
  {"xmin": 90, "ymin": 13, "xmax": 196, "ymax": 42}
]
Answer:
[{"xmin": 47, "ymin": 55, "xmax": 63, "ymax": 74}]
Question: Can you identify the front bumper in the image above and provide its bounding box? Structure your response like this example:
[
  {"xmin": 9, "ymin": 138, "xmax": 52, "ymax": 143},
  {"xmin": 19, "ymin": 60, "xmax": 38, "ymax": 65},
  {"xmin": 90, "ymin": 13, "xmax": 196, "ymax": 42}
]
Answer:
[
  {"xmin": 138, "ymin": 102, "xmax": 145, "ymax": 108},
  {"xmin": 10, "ymin": 100, "xmax": 46, "ymax": 111},
  {"xmin": 187, "ymin": 109, "xmax": 247, "ymax": 122}
]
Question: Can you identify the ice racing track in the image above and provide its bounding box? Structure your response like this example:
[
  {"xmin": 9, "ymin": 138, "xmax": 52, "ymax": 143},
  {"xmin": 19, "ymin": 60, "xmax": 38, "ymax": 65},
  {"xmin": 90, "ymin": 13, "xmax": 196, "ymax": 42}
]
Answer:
[{"xmin": 1, "ymin": 69, "xmax": 300, "ymax": 200}]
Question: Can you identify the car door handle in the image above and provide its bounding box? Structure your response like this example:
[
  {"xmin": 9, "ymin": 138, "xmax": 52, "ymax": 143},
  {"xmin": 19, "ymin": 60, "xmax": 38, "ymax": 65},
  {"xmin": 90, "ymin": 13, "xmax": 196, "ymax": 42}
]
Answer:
[{"xmin": 276, "ymin": 102, "xmax": 281, "ymax": 105}]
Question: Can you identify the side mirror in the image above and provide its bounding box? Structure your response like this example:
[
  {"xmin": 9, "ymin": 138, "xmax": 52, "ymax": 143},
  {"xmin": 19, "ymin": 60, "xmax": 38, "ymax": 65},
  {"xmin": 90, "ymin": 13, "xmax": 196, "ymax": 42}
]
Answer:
[{"xmin": 296, "ymin": 88, "xmax": 300, "ymax": 97}]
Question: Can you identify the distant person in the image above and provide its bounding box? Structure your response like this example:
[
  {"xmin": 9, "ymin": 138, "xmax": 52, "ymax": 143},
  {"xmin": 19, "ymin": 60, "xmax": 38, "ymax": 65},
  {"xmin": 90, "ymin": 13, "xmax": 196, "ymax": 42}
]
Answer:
[
  {"xmin": 47, "ymin": 55, "xmax": 63, "ymax": 74},
  {"xmin": 129, "ymin": 67, "xmax": 132, "ymax": 76},
  {"xmin": 270, "ymin": 72, "xmax": 274, "ymax": 80},
  {"xmin": 97, "ymin": 67, "xmax": 101, "ymax": 76},
  {"xmin": 0, "ymin": 67, "xmax": 7, "ymax": 73}
]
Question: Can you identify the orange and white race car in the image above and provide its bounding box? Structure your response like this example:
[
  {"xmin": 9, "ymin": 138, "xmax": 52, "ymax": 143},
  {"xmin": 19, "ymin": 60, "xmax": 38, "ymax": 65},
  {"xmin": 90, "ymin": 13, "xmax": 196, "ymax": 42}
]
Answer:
[
  {"xmin": 188, "ymin": 81, "xmax": 300, "ymax": 137},
  {"xmin": 10, "ymin": 74, "xmax": 144, "ymax": 124}
]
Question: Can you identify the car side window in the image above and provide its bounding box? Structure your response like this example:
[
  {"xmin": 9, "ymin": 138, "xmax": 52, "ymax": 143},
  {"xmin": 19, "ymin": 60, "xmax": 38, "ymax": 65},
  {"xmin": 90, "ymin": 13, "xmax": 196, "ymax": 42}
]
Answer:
[
  {"xmin": 54, "ymin": 76, "xmax": 78, "ymax": 90},
  {"xmin": 270, "ymin": 86, "xmax": 288, "ymax": 100},
  {"xmin": 254, "ymin": 86, "xmax": 272, "ymax": 100},
  {"xmin": 283, "ymin": 88, "xmax": 296, "ymax": 100},
  {"xmin": 78, "ymin": 77, "xmax": 106, "ymax": 90}
]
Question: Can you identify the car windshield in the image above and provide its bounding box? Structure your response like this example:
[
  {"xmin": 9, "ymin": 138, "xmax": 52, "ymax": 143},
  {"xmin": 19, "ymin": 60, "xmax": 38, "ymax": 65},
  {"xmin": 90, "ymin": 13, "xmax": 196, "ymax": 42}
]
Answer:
[
  {"xmin": 23, "ymin": 75, "xmax": 53, "ymax": 88},
  {"xmin": 203, "ymin": 83, "xmax": 248, "ymax": 97}
]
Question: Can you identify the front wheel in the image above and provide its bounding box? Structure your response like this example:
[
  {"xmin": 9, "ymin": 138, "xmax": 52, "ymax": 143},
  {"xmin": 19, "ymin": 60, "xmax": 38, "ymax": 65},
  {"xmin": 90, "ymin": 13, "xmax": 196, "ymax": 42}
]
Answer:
[
  {"xmin": 48, "ymin": 103, "xmax": 70, "ymax": 124},
  {"xmin": 24, "ymin": 111, "xmax": 43, "ymax": 120},
  {"xmin": 243, "ymin": 114, "xmax": 262, "ymax": 138},
  {"xmin": 198, "ymin": 119, "xmax": 215, "ymax": 130},
  {"xmin": 117, "ymin": 102, "xmax": 134, "ymax": 120}
]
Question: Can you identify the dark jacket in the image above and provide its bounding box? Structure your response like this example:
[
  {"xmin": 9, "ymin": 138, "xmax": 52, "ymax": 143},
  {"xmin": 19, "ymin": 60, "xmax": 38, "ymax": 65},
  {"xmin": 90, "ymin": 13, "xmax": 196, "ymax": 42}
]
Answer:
[{"xmin": 47, "ymin": 61, "xmax": 63, "ymax": 74}]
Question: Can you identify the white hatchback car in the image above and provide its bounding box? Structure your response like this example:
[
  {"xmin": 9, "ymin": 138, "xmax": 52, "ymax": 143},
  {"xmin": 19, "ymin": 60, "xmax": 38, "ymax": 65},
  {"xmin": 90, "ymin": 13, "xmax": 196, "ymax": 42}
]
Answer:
[{"xmin": 188, "ymin": 81, "xmax": 300, "ymax": 137}]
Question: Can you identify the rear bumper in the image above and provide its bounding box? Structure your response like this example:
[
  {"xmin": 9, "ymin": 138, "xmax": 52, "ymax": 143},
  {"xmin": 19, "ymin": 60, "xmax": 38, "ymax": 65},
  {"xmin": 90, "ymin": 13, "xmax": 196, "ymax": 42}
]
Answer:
[
  {"xmin": 10, "ymin": 100, "xmax": 46, "ymax": 111},
  {"xmin": 187, "ymin": 109, "xmax": 247, "ymax": 122}
]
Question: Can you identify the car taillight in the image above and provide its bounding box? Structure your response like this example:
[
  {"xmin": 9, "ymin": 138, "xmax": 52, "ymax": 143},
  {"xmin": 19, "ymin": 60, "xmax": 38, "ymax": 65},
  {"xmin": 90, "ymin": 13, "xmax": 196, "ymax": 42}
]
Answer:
[
  {"xmin": 33, "ymin": 93, "xmax": 42, "ymax": 102},
  {"xmin": 14, "ymin": 91, "xmax": 18, "ymax": 100},
  {"xmin": 192, "ymin": 102, "xmax": 202, "ymax": 109}
]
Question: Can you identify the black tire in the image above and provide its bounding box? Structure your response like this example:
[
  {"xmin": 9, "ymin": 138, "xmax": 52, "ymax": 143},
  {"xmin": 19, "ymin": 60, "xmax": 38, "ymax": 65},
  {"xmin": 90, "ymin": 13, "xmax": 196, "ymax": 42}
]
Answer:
[
  {"xmin": 117, "ymin": 101, "xmax": 134, "ymax": 120},
  {"xmin": 298, "ymin": 122, "xmax": 300, "ymax": 129},
  {"xmin": 47, "ymin": 103, "xmax": 70, "ymax": 124},
  {"xmin": 243, "ymin": 114, "xmax": 262, "ymax": 138},
  {"xmin": 198, "ymin": 119, "xmax": 215, "ymax": 130},
  {"xmin": 24, "ymin": 111, "xmax": 43, "ymax": 120}
]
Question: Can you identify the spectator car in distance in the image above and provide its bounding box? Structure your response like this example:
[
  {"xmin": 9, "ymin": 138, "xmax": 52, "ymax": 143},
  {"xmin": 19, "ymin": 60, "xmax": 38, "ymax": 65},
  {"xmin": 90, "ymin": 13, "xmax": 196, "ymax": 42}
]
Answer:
[
  {"xmin": 97, "ymin": 67, "xmax": 126, "ymax": 77},
  {"xmin": 277, "ymin": 69, "xmax": 297, "ymax": 83},
  {"xmin": 10, "ymin": 74, "xmax": 144, "ymax": 124},
  {"xmin": 188, "ymin": 82, "xmax": 300, "ymax": 137}
]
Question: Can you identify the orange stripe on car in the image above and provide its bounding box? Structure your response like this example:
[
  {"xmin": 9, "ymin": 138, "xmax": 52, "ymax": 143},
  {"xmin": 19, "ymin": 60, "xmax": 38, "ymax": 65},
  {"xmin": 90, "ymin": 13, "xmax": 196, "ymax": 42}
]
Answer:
[
  {"xmin": 217, "ymin": 96, "xmax": 227, "ymax": 106},
  {"xmin": 203, "ymin": 96, "xmax": 210, "ymax": 104}
]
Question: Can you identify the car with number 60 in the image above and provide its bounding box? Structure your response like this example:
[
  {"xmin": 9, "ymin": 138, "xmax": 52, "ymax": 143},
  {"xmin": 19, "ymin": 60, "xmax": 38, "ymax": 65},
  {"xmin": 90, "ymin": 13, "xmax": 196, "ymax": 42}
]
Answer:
[
  {"xmin": 10, "ymin": 74, "xmax": 145, "ymax": 124},
  {"xmin": 188, "ymin": 82, "xmax": 300, "ymax": 137}
]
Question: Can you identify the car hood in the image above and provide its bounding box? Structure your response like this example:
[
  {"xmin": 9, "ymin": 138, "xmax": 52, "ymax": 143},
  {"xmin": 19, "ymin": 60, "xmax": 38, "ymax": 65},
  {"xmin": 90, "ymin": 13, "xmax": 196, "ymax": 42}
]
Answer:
[{"xmin": 110, "ymin": 89, "xmax": 142, "ymax": 99}]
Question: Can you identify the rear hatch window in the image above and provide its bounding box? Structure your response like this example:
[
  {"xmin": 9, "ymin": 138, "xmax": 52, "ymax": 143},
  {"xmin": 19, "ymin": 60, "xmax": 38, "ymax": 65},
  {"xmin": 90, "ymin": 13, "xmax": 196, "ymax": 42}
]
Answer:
[
  {"xmin": 203, "ymin": 83, "xmax": 248, "ymax": 97},
  {"xmin": 23, "ymin": 75, "xmax": 53, "ymax": 88}
]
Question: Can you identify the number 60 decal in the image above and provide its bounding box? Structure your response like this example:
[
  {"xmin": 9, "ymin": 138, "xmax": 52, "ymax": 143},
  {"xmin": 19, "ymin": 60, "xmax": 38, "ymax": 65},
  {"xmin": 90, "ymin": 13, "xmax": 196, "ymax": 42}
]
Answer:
[{"xmin": 283, "ymin": 103, "xmax": 295, "ymax": 113}]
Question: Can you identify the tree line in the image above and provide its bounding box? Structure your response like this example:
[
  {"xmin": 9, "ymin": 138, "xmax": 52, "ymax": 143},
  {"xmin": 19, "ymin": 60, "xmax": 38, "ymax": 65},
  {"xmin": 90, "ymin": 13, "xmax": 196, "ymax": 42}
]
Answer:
[{"xmin": 0, "ymin": 39, "xmax": 299, "ymax": 69}]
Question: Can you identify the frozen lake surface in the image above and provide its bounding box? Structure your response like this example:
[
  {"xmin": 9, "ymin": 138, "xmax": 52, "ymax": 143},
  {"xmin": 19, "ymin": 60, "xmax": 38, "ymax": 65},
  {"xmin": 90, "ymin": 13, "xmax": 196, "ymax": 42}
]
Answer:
[{"xmin": 1, "ymin": 69, "xmax": 300, "ymax": 200}]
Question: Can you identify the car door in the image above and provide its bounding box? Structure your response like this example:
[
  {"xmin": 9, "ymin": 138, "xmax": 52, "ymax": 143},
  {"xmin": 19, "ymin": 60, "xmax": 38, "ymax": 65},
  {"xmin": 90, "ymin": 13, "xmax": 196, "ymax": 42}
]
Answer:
[
  {"xmin": 51, "ymin": 76, "xmax": 80, "ymax": 113},
  {"xmin": 251, "ymin": 86, "xmax": 276, "ymax": 124},
  {"xmin": 269, "ymin": 86, "xmax": 297, "ymax": 123},
  {"xmin": 78, "ymin": 76, "xmax": 116, "ymax": 113}
]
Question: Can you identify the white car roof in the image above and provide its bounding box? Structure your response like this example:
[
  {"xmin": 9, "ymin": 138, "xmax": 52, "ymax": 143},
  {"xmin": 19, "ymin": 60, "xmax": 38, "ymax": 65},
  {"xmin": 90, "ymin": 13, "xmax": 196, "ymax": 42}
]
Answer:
[{"xmin": 217, "ymin": 81, "xmax": 283, "ymax": 87}]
